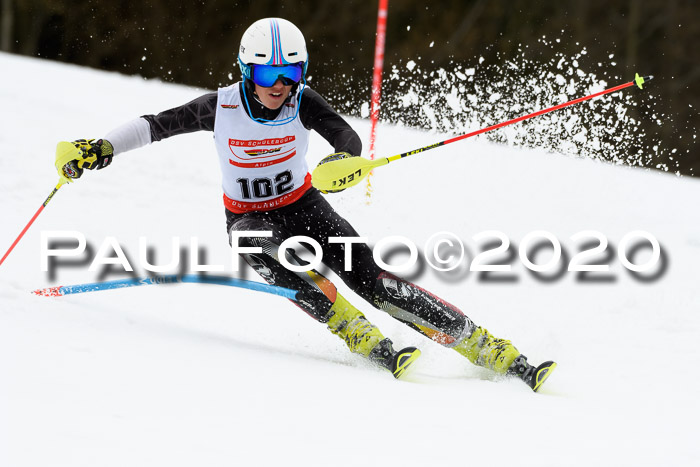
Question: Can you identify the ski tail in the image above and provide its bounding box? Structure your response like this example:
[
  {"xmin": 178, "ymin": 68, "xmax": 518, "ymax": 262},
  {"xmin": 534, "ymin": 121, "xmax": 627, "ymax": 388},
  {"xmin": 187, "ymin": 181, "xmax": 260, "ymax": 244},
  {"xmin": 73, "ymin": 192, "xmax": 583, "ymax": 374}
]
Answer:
[
  {"xmin": 392, "ymin": 347, "xmax": 421, "ymax": 379},
  {"xmin": 530, "ymin": 361, "xmax": 557, "ymax": 392}
]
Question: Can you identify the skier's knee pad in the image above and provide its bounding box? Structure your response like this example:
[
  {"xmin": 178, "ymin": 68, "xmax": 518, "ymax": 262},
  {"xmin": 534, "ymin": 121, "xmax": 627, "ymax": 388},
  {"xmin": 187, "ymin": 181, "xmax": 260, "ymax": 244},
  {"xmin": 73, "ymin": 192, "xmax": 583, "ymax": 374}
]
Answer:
[
  {"xmin": 226, "ymin": 217, "xmax": 332, "ymax": 320},
  {"xmin": 372, "ymin": 272, "xmax": 474, "ymax": 346},
  {"xmin": 235, "ymin": 241, "xmax": 338, "ymax": 324},
  {"xmin": 242, "ymin": 249, "xmax": 337, "ymax": 322}
]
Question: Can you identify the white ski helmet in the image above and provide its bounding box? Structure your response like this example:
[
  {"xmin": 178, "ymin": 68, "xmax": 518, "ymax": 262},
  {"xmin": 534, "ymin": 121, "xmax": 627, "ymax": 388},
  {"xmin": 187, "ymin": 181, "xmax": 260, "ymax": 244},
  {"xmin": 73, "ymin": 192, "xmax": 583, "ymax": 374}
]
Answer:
[{"xmin": 238, "ymin": 18, "xmax": 308, "ymax": 82}]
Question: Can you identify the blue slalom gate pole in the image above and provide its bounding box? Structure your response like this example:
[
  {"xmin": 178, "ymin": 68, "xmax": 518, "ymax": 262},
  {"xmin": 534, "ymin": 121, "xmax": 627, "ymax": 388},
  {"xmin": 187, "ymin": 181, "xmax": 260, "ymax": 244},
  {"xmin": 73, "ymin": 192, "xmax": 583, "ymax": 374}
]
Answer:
[{"xmin": 33, "ymin": 274, "xmax": 298, "ymax": 301}]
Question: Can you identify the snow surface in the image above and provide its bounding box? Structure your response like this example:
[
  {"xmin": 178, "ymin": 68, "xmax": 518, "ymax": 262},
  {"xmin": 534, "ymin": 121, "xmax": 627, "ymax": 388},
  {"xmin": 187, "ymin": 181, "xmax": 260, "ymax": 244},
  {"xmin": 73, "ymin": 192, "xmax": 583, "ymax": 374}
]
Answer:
[{"xmin": 1, "ymin": 52, "xmax": 699, "ymax": 466}]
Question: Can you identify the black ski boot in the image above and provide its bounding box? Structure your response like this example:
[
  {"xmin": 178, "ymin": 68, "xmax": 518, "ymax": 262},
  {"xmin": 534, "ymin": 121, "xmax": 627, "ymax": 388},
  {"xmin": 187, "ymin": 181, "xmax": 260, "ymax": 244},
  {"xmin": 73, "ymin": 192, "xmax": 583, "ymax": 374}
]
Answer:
[
  {"xmin": 507, "ymin": 355, "xmax": 557, "ymax": 392},
  {"xmin": 369, "ymin": 338, "xmax": 422, "ymax": 379}
]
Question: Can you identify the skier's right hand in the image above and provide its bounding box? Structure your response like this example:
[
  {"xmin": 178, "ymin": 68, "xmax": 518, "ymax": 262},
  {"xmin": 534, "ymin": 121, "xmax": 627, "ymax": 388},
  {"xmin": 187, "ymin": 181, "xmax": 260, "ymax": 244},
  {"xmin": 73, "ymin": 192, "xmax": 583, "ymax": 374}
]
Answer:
[{"xmin": 56, "ymin": 139, "xmax": 114, "ymax": 182}]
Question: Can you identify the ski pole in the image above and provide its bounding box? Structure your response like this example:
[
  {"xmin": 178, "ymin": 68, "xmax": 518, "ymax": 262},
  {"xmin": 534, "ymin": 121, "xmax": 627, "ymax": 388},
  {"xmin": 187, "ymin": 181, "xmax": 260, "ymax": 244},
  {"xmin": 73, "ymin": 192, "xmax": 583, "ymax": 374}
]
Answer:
[
  {"xmin": 0, "ymin": 181, "xmax": 66, "ymax": 267},
  {"xmin": 32, "ymin": 274, "xmax": 299, "ymax": 301},
  {"xmin": 1, "ymin": 141, "xmax": 83, "ymax": 268},
  {"xmin": 311, "ymin": 73, "xmax": 654, "ymax": 192}
]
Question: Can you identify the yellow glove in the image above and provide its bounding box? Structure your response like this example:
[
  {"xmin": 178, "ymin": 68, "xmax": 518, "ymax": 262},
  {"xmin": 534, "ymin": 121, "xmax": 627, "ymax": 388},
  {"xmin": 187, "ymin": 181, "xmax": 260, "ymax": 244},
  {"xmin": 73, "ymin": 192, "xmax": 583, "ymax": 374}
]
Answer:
[{"xmin": 56, "ymin": 139, "xmax": 114, "ymax": 183}]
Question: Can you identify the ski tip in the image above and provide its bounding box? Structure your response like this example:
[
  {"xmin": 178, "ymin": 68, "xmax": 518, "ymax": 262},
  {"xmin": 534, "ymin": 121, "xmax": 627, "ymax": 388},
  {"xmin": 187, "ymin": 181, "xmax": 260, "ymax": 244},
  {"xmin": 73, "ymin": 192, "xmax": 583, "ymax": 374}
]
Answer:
[
  {"xmin": 635, "ymin": 73, "xmax": 654, "ymax": 90},
  {"xmin": 32, "ymin": 286, "xmax": 64, "ymax": 297}
]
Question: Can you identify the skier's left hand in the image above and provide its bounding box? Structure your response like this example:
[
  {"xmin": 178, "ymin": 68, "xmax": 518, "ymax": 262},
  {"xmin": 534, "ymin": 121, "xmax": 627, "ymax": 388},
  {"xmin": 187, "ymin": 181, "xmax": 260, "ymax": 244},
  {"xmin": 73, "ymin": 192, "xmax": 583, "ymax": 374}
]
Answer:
[{"xmin": 316, "ymin": 152, "xmax": 355, "ymax": 193}]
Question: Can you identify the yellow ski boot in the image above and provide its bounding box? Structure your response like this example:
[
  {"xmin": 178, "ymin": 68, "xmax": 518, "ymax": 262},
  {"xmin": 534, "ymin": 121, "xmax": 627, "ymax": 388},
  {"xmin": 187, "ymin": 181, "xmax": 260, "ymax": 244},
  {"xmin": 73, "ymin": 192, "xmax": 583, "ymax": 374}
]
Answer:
[
  {"xmin": 454, "ymin": 326, "xmax": 520, "ymax": 373},
  {"xmin": 327, "ymin": 293, "xmax": 421, "ymax": 379},
  {"xmin": 454, "ymin": 326, "xmax": 556, "ymax": 391}
]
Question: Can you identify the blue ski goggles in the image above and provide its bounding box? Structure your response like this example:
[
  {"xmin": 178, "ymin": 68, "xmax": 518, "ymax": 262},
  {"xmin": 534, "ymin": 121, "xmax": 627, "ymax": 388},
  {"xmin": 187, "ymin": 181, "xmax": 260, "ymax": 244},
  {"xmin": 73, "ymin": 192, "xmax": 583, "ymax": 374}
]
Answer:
[{"xmin": 250, "ymin": 63, "xmax": 304, "ymax": 87}]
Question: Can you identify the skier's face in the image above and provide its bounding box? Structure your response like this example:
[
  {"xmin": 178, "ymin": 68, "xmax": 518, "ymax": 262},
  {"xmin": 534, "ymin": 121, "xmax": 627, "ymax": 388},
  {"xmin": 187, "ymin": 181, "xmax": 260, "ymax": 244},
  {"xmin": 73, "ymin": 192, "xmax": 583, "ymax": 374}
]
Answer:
[{"xmin": 254, "ymin": 80, "xmax": 293, "ymax": 110}]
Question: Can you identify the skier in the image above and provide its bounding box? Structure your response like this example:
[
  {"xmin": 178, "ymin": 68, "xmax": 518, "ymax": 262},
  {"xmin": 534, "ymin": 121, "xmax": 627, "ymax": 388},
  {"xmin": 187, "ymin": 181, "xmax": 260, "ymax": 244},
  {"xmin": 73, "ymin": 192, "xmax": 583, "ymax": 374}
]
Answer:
[{"xmin": 58, "ymin": 17, "xmax": 555, "ymax": 390}]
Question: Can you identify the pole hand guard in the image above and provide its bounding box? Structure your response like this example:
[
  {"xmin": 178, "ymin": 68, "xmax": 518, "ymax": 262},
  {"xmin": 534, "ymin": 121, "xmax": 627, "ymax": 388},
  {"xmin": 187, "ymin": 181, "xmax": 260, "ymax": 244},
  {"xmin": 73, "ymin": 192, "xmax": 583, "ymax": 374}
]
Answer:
[
  {"xmin": 315, "ymin": 152, "xmax": 357, "ymax": 193},
  {"xmin": 55, "ymin": 139, "xmax": 114, "ymax": 184}
]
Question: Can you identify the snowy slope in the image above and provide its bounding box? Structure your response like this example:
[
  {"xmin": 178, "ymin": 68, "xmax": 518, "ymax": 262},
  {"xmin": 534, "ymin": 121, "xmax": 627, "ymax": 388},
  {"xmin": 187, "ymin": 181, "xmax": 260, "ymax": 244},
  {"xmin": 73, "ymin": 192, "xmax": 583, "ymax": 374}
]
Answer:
[{"xmin": 1, "ymin": 52, "xmax": 699, "ymax": 466}]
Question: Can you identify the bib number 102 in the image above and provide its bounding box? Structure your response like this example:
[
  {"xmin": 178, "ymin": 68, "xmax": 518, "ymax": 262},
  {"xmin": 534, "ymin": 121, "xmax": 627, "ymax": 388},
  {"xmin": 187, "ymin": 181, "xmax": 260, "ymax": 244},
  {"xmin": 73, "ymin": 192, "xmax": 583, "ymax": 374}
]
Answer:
[{"xmin": 237, "ymin": 170, "xmax": 293, "ymax": 199}]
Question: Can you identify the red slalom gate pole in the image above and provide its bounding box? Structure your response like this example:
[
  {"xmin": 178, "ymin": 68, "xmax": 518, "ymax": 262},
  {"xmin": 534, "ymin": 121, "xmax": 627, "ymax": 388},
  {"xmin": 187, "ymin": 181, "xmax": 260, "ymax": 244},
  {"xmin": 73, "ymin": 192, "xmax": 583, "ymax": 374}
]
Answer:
[
  {"xmin": 366, "ymin": 0, "xmax": 389, "ymax": 197},
  {"xmin": 368, "ymin": 0, "xmax": 389, "ymax": 159},
  {"xmin": 0, "ymin": 181, "xmax": 65, "ymax": 267}
]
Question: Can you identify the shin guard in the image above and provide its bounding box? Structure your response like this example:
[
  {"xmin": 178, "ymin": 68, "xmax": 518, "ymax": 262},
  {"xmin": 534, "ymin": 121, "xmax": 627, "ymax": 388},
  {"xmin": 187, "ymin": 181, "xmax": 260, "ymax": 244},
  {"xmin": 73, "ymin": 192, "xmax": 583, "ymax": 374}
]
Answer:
[{"xmin": 372, "ymin": 272, "xmax": 475, "ymax": 346}]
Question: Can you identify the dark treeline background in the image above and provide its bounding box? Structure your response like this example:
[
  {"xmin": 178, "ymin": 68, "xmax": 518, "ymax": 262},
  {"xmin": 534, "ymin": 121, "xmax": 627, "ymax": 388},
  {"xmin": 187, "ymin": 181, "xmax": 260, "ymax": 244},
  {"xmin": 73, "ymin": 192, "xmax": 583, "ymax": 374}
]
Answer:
[{"xmin": 2, "ymin": 0, "xmax": 698, "ymax": 175}]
